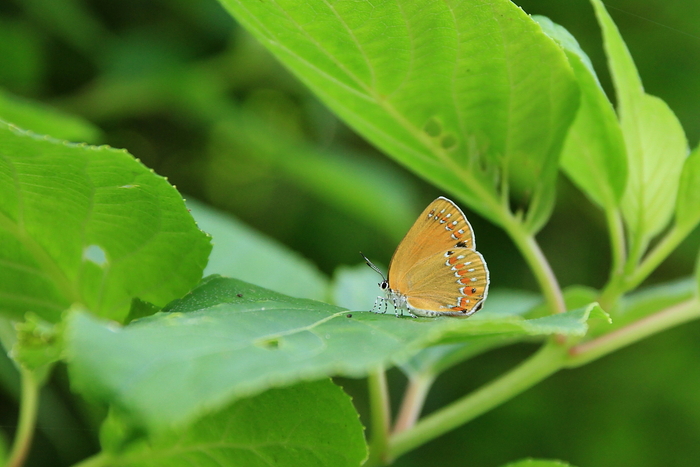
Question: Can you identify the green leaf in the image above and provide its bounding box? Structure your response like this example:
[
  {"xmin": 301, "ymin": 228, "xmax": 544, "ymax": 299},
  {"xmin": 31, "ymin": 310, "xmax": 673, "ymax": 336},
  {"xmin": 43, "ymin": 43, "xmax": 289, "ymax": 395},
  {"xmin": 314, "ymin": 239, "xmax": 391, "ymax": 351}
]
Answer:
[
  {"xmin": 591, "ymin": 0, "xmax": 688, "ymax": 245},
  {"xmin": 536, "ymin": 16, "xmax": 627, "ymax": 211},
  {"xmin": 429, "ymin": 301, "xmax": 602, "ymax": 347},
  {"xmin": 188, "ymin": 198, "xmax": 329, "ymax": 301},
  {"xmin": 589, "ymin": 0, "xmax": 642, "ymax": 108},
  {"xmin": 124, "ymin": 298, "xmax": 160, "ymax": 325},
  {"xmin": 217, "ymin": 0, "xmax": 578, "ymax": 229},
  {"xmin": 11, "ymin": 313, "xmax": 62, "ymax": 377},
  {"xmin": 400, "ymin": 289, "xmax": 542, "ymax": 378},
  {"xmin": 675, "ymin": 145, "xmax": 700, "ymax": 232},
  {"xmin": 616, "ymin": 278, "xmax": 696, "ymax": 331},
  {"xmin": 65, "ymin": 277, "xmax": 599, "ymax": 433},
  {"xmin": 99, "ymin": 409, "xmax": 143, "ymax": 454},
  {"xmin": 107, "ymin": 380, "xmax": 367, "ymax": 467},
  {"xmin": 587, "ymin": 303, "xmax": 611, "ymax": 323},
  {"xmin": 438, "ymin": 302, "xmax": 601, "ymax": 341},
  {"xmin": 502, "ymin": 459, "xmax": 575, "ymax": 467},
  {"xmin": 0, "ymin": 88, "xmax": 102, "ymax": 143},
  {"xmin": 0, "ymin": 123, "xmax": 211, "ymax": 322},
  {"xmin": 619, "ymin": 94, "xmax": 688, "ymax": 244}
]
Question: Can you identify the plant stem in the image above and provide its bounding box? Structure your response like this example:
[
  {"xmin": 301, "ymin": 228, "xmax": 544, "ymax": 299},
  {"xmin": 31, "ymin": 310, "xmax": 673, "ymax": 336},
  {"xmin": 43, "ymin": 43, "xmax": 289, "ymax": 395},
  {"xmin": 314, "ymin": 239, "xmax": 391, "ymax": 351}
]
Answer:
[
  {"xmin": 598, "ymin": 274, "xmax": 624, "ymax": 313},
  {"xmin": 505, "ymin": 223, "xmax": 566, "ymax": 314},
  {"xmin": 388, "ymin": 341, "xmax": 566, "ymax": 460},
  {"xmin": 386, "ymin": 298, "xmax": 700, "ymax": 462},
  {"xmin": 568, "ymin": 298, "xmax": 700, "ymax": 366},
  {"xmin": 606, "ymin": 208, "xmax": 626, "ymax": 278},
  {"xmin": 598, "ymin": 210, "xmax": 627, "ymax": 312},
  {"xmin": 600, "ymin": 225, "xmax": 689, "ymax": 309},
  {"xmin": 365, "ymin": 368, "xmax": 391, "ymax": 466},
  {"xmin": 626, "ymin": 225, "xmax": 687, "ymax": 292},
  {"xmin": 624, "ymin": 223, "xmax": 648, "ymax": 277},
  {"xmin": 392, "ymin": 374, "xmax": 434, "ymax": 434},
  {"xmin": 6, "ymin": 368, "xmax": 40, "ymax": 467}
]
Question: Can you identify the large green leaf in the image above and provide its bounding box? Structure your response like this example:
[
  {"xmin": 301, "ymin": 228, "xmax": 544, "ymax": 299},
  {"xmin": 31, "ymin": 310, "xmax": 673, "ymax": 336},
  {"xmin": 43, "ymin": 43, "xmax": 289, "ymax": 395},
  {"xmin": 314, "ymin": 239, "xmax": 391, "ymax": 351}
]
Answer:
[
  {"xmin": 536, "ymin": 16, "xmax": 627, "ymax": 211},
  {"xmin": 217, "ymin": 0, "xmax": 578, "ymax": 229},
  {"xmin": 0, "ymin": 123, "xmax": 211, "ymax": 322},
  {"xmin": 591, "ymin": 0, "xmax": 687, "ymax": 246},
  {"xmin": 188, "ymin": 198, "xmax": 329, "ymax": 301},
  {"xmin": 400, "ymin": 289, "xmax": 542, "ymax": 378},
  {"xmin": 65, "ymin": 276, "xmax": 599, "ymax": 433},
  {"xmin": 331, "ymin": 263, "xmax": 545, "ymax": 378},
  {"xmin": 104, "ymin": 380, "xmax": 367, "ymax": 467}
]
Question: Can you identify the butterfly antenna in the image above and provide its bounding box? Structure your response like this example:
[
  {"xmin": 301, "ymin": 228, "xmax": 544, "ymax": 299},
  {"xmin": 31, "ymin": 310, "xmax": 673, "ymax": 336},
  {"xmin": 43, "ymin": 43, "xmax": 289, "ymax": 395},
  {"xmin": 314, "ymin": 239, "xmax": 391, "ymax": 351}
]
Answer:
[{"xmin": 359, "ymin": 252, "xmax": 386, "ymax": 281}]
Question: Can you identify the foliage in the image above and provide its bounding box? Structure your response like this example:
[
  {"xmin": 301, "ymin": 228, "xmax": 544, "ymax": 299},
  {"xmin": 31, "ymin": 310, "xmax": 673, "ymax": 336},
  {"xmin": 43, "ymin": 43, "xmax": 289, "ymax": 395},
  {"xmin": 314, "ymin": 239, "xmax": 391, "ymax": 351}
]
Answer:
[{"xmin": 0, "ymin": 0, "xmax": 699, "ymax": 466}]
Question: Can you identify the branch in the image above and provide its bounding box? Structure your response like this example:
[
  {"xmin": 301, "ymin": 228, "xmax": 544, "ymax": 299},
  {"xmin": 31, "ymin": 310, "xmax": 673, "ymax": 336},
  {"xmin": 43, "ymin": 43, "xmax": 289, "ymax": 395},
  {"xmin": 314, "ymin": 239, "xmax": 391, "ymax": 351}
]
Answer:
[
  {"xmin": 568, "ymin": 298, "xmax": 700, "ymax": 367},
  {"xmin": 388, "ymin": 341, "xmax": 565, "ymax": 461}
]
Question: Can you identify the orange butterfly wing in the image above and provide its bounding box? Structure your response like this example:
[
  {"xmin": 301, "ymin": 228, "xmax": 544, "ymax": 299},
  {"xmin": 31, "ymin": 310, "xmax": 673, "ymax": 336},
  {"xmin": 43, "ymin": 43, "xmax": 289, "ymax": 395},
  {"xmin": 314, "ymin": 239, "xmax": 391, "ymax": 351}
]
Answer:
[
  {"xmin": 400, "ymin": 248, "xmax": 489, "ymax": 316},
  {"xmin": 387, "ymin": 197, "xmax": 489, "ymax": 316}
]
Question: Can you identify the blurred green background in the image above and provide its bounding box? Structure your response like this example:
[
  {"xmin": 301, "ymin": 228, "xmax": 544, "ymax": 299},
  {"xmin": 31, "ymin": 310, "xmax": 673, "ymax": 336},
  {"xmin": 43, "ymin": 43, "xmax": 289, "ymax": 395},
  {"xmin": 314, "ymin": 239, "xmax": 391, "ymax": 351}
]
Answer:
[{"xmin": 0, "ymin": 0, "xmax": 699, "ymax": 465}]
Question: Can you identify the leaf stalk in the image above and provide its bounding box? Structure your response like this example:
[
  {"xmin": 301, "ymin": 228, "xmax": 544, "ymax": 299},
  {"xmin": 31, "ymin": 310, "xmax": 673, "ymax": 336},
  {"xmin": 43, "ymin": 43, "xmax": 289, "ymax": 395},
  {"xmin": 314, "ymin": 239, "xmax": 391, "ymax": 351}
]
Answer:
[
  {"xmin": 6, "ymin": 368, "xmax": 40, "ymax": 467},
  {"xmin": 392, "ymin": 374, "xmax": 434, "ymax": 435},
  {"xmin": 387, "ymin": 341, "xmax": 565, "ymax": 460},
  {"xmin": 365, "ymin": 369, "xmax": 392, "ymax": 466}
]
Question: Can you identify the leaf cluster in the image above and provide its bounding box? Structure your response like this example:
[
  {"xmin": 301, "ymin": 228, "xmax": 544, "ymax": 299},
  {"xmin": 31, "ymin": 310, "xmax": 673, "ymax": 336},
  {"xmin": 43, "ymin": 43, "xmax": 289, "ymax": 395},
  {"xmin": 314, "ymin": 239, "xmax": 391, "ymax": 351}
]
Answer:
[{"xmin": 0, "ymin": 1, "xmax": 699, "ymax": 467}]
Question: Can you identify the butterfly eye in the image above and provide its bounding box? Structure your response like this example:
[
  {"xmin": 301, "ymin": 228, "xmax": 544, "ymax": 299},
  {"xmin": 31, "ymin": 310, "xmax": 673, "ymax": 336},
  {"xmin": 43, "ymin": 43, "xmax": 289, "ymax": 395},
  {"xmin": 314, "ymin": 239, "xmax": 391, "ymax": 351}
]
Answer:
[{"xmin": 380, "ymin": 281, "xmax": 389, "ymax": 290}]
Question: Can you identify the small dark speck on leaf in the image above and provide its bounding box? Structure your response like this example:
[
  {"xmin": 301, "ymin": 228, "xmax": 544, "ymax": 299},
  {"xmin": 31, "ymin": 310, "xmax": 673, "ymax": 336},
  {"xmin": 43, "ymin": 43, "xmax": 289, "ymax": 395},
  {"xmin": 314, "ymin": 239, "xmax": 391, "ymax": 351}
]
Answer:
[
  {"xmin": 440, "ymin": 134, "xmax": 457, "ymax": 150},
  {"xmin": 423, "ymin": 117, "xmax": 442, "ymax": 137},
  {"xmin": 346, "ymin": 314, "xmax": 353, "ymax": 318},
  {"xmin": 236, "ymin": 293, "xmax": 243, "ymax": 298},
  {"xmin": 258, "ymin": 338, "xmax": 279, "ymax": 349}
]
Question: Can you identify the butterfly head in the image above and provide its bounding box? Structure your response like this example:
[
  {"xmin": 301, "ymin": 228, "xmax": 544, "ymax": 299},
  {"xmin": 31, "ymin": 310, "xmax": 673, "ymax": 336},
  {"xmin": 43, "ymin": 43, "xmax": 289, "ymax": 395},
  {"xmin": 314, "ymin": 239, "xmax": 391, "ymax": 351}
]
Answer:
[{"xmin": 360, "ymin": 252, "xmax": 389, "ymax": 288}]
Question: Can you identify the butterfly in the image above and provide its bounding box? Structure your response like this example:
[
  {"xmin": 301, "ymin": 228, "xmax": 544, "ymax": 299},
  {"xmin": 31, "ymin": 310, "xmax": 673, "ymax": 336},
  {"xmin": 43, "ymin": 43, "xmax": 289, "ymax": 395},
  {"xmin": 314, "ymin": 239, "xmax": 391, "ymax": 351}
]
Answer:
[{"xmin": 362, "ymin": 197, "xmax": 489, "ymax": 318}]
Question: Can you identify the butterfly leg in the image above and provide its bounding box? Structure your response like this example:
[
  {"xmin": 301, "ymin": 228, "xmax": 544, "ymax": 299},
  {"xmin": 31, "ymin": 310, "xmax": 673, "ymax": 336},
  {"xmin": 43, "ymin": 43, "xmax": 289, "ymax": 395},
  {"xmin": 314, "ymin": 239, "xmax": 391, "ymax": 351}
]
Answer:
[
  {"xmin": 397, "ymin": 308, "xmax": 416, "ymax": 318},
  {"xmin": 371, "ymin": 296, "xmax": 387, "ymax": 314},
  {"xmin": 392, "ymin": 297, "xmax": 409, "ymax": 318},
  {"xmin": 393, "ymin": 298, "xmax": 401, "ymax": 317}
]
